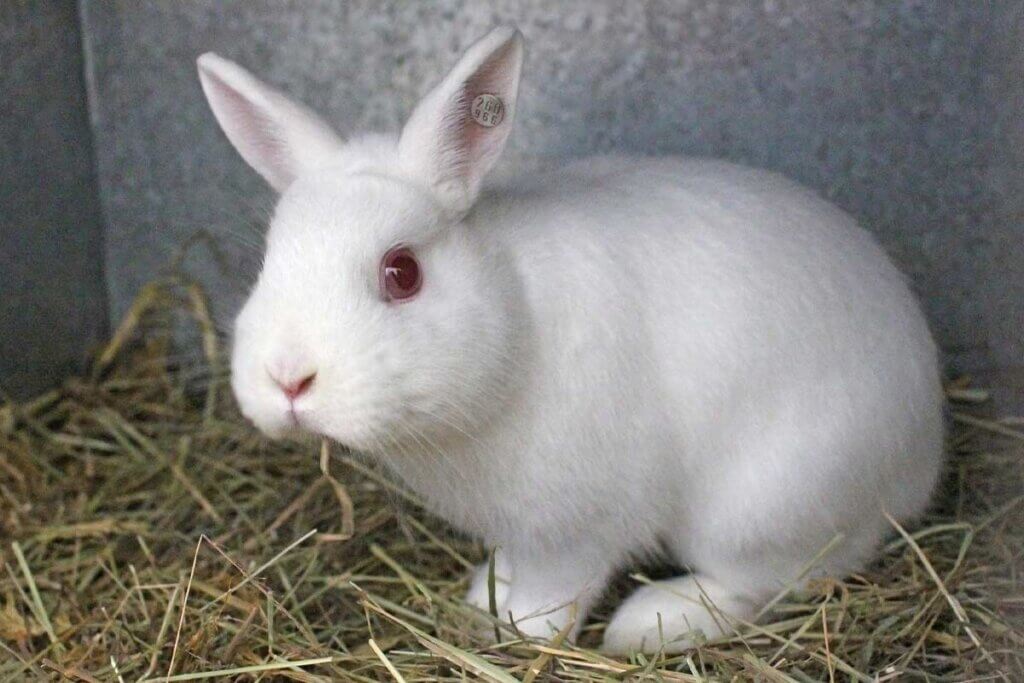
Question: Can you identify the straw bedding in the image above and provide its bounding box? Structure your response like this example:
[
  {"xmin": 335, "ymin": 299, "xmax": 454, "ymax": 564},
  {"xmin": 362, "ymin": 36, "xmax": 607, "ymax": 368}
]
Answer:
[{"xmin": 1, "ymin": 277, "xmax": 1022, "ymax": 681}]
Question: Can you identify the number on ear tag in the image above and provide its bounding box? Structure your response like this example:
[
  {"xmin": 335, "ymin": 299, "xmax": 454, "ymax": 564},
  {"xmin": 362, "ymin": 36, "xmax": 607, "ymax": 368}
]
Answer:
[{"xmin": 471, "ymin": 94, "xmax": 504, "ymax": 127}]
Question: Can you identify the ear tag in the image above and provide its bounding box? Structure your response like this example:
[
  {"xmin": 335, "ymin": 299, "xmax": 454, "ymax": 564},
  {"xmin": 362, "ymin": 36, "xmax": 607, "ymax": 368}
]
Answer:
[{"xmin": 471, "ymin": 94, "xmax": 504, "ymax": 127}]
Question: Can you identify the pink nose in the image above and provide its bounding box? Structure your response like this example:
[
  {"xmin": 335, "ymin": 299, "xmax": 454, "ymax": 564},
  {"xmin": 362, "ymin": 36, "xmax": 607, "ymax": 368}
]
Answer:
[{"xmin": 275, "ymin": 372, "xmax": 316, "ymax": 400}]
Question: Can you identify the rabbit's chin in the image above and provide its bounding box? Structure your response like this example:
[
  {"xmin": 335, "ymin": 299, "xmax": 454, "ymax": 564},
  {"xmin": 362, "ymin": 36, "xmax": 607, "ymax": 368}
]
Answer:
[
  {"xmin": 245, "ymin": 415, "xmax": 304, "ymax": 443},
  {"xmin": 250, "ymin": 414, "xmax": 362, "ymax": 453}
]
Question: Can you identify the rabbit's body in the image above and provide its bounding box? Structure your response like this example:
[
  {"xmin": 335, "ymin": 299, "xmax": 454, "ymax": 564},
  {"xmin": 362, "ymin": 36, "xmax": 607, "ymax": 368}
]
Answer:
[
  {"xmin": 198, "ymin": 27, "xmax": 944, "ymax": 653},
  {"xmin": 399, "ymin": 154, "xmax": 942, "ymax": 549},
  {"xmin": 391, "ymin": 155, "xmax": 944, "ymax": 649}
]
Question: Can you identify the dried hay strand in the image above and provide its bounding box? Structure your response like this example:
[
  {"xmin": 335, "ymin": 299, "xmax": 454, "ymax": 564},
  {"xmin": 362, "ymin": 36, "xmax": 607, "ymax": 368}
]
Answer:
[{"xmin": 1, "ymin": 279, "xmax": 1022, "ymax": 681}]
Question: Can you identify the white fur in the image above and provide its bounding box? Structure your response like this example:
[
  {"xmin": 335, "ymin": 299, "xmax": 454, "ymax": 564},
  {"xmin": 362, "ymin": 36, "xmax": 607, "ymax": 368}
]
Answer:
[{"xmin": 199, "ymin": 27, "xmax": 944, "ymax": 654}]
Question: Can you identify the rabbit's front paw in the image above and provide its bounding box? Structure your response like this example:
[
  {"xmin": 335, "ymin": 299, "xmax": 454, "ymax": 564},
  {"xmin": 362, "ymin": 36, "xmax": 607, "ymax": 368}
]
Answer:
[{"xmin": 464, "ymin": 554, "xmax": 511, "ymax": 612}]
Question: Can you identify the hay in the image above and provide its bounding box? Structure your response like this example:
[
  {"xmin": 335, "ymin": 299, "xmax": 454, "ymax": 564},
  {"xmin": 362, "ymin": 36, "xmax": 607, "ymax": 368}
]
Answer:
[{"xmin": 1, "ymin": 279, "xmax": 1023, "ymax": 681}]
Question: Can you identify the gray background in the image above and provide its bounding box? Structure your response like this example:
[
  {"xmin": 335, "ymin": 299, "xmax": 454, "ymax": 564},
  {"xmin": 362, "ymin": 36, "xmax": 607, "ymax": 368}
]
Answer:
[
  {"xmin": 0, "ymin": 2, "xmax": 108, "ymax": 397},
  {"xmin": 2, "ymin": 1, "xmax": 1022, "ymax": 407}
]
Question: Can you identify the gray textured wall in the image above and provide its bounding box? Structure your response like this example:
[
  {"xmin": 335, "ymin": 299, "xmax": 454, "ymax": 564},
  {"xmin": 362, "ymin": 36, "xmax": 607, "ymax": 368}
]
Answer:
[
  {"xmin": 73, "ymin": 1, "xmax": 1024, "ymax": 405},
  {"xmin": 0, "ymin": 2, "xmax": 108, "ymax": 398}
]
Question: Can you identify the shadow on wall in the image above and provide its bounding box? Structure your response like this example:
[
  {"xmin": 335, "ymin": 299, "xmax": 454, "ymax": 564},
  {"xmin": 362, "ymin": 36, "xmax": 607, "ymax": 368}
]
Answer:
[{"xmin": 0, "ymin": 3, "xmax": 108, "ymax": 398}]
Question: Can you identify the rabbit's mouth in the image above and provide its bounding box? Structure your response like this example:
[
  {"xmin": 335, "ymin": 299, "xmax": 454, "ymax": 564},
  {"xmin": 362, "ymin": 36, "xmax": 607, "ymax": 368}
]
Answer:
[
  {"xmin": 287, "ymin": 404, "xmax": 322, "ymax": 433},
  {"xmin": 285, "ymin": 412, "xmax": 357, "ymax": 453},
  {"xmin": 282, "ymin": 409, "xmax": 322, "ymax": 441}
]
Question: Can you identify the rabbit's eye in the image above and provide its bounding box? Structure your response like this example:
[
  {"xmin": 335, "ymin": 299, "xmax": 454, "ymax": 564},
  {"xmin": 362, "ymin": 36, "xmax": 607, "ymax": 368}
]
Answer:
[{"xmin": 380, "ymin": 246, "xmax": 422, "ymax": 302}]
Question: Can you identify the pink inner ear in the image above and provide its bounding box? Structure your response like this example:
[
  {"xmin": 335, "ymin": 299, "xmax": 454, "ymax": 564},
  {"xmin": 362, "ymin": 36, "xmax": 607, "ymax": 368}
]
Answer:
[
  {"xmin": 450, "ymin": 40, "xmax": 519, "ymax": 181},
  {"xmin": 206, "ymin": 72, "xmax": 292, "ymax": 187}
]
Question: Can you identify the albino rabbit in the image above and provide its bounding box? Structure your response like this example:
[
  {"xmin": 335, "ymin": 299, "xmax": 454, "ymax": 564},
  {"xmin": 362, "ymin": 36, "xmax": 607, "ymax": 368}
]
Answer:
[{"xmin": 197, "ymin": 26, "xmax": 944, "ymax": 653}]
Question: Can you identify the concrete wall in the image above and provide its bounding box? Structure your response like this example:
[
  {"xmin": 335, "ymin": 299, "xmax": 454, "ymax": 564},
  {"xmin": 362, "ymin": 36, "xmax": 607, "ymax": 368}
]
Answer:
[
  {"xmin": 0, "ymin": 2, "xmax": 108, "ymax": 398},
  {"xmin": 5, "ymin": 1, "xmax": 1024, "ymax": 404}
]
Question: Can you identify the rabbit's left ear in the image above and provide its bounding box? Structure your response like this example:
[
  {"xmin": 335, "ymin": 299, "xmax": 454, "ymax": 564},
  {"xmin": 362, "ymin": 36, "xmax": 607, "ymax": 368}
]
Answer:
[
  {"xmin": 197, "ymin": 53, "xmax": 344, "ymax": 192},
  {"xmin": 399, "ymin": 27, "xmax": 524, "ymax": 214}
]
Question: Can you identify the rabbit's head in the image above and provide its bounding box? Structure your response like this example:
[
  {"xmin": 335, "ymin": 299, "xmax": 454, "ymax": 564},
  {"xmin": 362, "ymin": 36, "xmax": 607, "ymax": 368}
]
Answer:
[{"xmin": 198, "ymin": 28, "xmax": 524, "ymax": 451}]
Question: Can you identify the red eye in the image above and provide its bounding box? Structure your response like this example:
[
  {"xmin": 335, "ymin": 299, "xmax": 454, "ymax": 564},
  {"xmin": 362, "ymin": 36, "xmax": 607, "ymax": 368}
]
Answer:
[{"xmin": 380, "ymin": 246, "xmax": 422, "ymax": 302}]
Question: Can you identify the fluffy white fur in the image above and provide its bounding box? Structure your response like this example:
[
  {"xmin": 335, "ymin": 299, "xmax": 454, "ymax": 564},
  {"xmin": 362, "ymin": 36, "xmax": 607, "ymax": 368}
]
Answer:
[{"xmin": 198, "ymin": 27, "xmax": 944, "ymax": 654}]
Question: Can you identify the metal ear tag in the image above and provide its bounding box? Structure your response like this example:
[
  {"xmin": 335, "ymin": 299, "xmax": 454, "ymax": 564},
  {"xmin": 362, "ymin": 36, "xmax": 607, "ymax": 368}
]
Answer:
[{"xmin": 471, "ymin": 94, "xmax": 504, "ymax": 127}]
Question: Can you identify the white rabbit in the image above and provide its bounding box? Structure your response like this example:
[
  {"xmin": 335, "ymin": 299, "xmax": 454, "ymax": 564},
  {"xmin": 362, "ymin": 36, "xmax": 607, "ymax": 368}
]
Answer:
[{"xmin": 198, "ymin": 26, "xmax": 944, "ymax": 653}]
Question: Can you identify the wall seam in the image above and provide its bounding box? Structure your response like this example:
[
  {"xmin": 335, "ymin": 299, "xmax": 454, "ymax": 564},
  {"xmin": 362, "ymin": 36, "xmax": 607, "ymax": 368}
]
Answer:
[{"xmin": 76, "ymin": 0, "xmax": 115, "ymax": 336}]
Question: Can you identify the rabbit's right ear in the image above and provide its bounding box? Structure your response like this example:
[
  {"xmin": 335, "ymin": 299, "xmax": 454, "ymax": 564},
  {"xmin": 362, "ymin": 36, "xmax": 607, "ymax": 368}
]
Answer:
[
  {"xmin": 197, "ymin": 53, "xmax": 343, "ymax": 192},
  {"xmin": 399, "ymin": 27, "xmax": 524, "ymax": 214}
]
